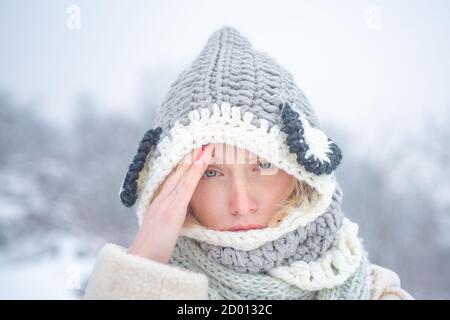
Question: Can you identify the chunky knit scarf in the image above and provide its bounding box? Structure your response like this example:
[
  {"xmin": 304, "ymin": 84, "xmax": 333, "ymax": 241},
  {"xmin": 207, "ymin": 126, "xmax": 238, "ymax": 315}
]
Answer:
[{"xmin": 169, "ymin": 185, "xmax": 371, "ymax": 300}]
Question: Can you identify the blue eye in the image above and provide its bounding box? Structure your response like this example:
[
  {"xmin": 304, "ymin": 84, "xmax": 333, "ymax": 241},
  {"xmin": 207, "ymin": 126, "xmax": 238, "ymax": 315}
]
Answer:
[
  {"xmin": 203, "ymin": 169, "xmax": 218, "ymax": 178},
  {"xmin": 257, "ymin": 161, "xmax": 273, "ymax": 170}
]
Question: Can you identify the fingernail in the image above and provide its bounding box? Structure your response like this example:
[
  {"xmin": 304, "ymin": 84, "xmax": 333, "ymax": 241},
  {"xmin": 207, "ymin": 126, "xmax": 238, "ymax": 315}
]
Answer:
[{"xmin": 195, "ymin": 148, "xmax": 205, "ymax": 161}]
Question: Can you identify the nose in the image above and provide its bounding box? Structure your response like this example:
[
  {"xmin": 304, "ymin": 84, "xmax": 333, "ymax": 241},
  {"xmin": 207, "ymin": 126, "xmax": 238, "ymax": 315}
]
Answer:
[{"xmin": 229, "ymin": 181, "xmax": 258, "ymax": 216}]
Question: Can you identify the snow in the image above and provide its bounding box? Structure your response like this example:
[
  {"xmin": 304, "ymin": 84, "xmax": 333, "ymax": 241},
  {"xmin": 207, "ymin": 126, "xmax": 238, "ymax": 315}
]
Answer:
[{"xmin": 0, "ymin": 233, "xmax": 96, "ymax": 299}]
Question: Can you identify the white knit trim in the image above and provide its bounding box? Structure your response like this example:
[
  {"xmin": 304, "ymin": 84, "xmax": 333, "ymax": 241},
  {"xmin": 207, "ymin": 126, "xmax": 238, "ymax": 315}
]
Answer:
[
  {"xmin": 298, "ymin": 113, "xmax": 334, "ymax": 164},
  {"xmin": 135, "ymin": 102, "xmax": 336, "ymax": 249},
  {"xmin": 267, "ymin": 218, "xmax": 363, "ymax": 291}
]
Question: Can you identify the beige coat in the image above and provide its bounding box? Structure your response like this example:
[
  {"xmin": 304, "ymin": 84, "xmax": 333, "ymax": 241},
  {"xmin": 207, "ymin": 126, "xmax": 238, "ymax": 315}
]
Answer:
[{"xmin": 83, "ymin": 243, "xmax": 415, "ymax": 300}]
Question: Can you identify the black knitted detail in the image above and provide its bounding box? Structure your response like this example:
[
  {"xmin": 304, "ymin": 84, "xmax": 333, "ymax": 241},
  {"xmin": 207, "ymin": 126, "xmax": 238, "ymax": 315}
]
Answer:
[
  {"xmin": 120, "ymin": 127, "xmax": 162, "ymax": 207},
  {"xmin": 278, "ymin": 103, "xmax": 342, "ymax": 175}
]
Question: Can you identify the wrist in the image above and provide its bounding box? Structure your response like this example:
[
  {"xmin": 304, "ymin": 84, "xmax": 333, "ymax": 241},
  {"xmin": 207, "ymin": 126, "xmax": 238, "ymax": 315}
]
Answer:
[{"xmin": 128, "ymin": 239, "xmax": 170, "ymax": 264}]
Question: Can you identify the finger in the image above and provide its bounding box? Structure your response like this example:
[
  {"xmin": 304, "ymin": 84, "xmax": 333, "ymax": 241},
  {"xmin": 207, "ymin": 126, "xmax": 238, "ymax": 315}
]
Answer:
[
  {"xmin": 158, "ymin": 147, "xmax": 202, "ymax": 198},
  {"xmin": 173, "ymin": 144, "xmax": 215, "ymax": 204},
  {"xmin": 172, "ymin": 144, "xmax": 214, "ymax": 191}
]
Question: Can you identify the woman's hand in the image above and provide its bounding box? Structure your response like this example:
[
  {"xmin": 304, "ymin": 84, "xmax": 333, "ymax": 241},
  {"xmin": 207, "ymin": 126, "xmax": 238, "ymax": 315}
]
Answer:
[{"xmin": 128, "ymin": 144, "xmax": 215, "ymax": 264}]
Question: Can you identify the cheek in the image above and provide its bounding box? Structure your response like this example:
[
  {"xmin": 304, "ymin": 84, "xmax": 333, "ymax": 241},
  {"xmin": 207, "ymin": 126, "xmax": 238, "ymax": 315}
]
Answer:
[
  {"xmin": 190, "ymin": 181, "xmax": 226, "ymax": 222},
  {"xmin": 254, "ymin": 172, "xmax": 294, "ymax": 203}
]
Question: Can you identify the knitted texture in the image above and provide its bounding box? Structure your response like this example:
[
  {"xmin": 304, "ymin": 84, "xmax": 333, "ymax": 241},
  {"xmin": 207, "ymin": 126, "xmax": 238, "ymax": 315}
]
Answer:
[
  {"xmin": 118, "ymin": 25, "xmax": 371, "ymax": 299},
  {"xmin": 118, "ymin": 26, "xmax": 343, "ymax": 223},
  {"xmin": 169, "ymin": 220, "xmax": 371, "ymax": 300},
  {"xmin": 195, "ymin": 184, "xmax": 344, "ymax": 273}
]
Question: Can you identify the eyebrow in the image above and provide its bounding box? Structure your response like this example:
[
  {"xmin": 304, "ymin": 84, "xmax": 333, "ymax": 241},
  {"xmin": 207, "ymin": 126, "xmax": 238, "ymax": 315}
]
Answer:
[{"xmin": 211, "ymin": 153, "xmax": 262, "ymax": 165}]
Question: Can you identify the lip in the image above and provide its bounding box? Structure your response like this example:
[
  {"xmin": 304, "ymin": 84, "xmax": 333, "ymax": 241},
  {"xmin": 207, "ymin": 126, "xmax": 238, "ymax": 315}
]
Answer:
[{"xmin": 225, "ymin": 224, "xmax": 265, "ymax": 232}]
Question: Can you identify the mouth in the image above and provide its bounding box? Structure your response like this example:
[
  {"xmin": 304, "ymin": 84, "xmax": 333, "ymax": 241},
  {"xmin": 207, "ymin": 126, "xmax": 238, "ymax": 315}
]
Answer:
[{"xmin": 225, "ymin": 224, "xmax": 265, "ymax": 232}]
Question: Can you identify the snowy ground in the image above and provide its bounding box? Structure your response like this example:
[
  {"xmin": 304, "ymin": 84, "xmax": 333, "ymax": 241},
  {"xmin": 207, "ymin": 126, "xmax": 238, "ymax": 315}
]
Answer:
[{"xmin": 0, "ymin": 233, "xmax": 97, "ymax": 300}]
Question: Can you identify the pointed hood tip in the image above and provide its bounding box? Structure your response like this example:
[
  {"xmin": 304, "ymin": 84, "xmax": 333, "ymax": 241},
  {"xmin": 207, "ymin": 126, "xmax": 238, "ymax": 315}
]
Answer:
[
  {"xmin": 215, "ymin": 24, "xmax": 241, "ymax": 33},
  {"xmin": 210, "ymin": 24, "xmax": 247, "ymax": 38}
]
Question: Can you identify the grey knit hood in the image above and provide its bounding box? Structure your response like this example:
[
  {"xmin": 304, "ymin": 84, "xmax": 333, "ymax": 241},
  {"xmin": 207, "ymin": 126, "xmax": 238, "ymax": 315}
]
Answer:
[
  {"xmin": 117, "ymin": 25, "xmax": 370, "ymax": 300},
  {"xmin": 119, "ymin": 25, "xmax": 342, "ymax": 226}
]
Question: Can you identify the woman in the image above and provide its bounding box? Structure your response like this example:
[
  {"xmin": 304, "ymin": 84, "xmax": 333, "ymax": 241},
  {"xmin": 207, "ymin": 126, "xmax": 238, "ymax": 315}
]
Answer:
[{"xmin": 83, "ymin": 26, "xmax": 414, "ymax": 300}]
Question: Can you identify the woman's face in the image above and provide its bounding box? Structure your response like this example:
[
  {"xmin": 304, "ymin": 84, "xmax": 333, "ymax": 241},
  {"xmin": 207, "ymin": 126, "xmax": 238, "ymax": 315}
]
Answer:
[{"xmin": 190, "ymin": 143, "xmax": 296, "ymax": 231}]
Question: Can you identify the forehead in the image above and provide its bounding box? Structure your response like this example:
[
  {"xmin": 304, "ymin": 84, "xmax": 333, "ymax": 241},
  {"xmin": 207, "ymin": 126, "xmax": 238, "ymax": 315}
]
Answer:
[{"xmin": 211, "ymin": 143, "xmax": 261, "ymax": 165}]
